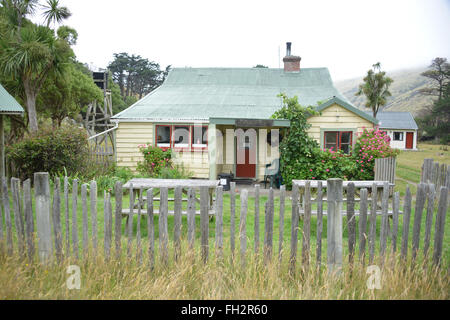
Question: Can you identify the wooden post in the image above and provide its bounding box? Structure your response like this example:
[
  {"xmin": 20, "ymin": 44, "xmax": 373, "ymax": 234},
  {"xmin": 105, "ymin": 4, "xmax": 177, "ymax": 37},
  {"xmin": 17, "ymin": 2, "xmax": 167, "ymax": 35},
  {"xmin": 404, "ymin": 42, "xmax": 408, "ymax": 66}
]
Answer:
[
  {"xmin": 278, "ymin": 185, "xmax": 286, "ymax": 262},
  {"xmin": 289, "ymin": 184, "xmax": 299, "ymax": 275},
  {"xmin": 34, "ymin": 173, "xmax": 52, "ymax": 263},
  {"xmin": 2, "ymin": 178, "xmax": 13, "ymax": 255},
  {"xmin": 412, "ymin": 183, "xmax": 426, "ymax": 262},
  {"xmin": 302, "ymin": 181, "xmax": 311, "ymax": 266},
  {"xmin": 114, "ymin": 181, "xmax": 122, "ymax": 260},
  {"xmin": 23, "ymin": 179, "xmax": 34, "ymax": 260},
  {"xmin": 254, "ymin": 184, "xmax": 260, "ymax": 255},
  {"xmin": 392, "ymin": 192, "xmax": 400, "ymax": 253},
  {"xmin": 127, "ymin": 184, "xmax": 134, "ymax": 259},
  {"xmin": 359, "ymin": 188, "xmax": 368, "ymax": 263},
  {"xmin": 230, "ymin": 181, "xmax": 236, "ymax": 257},
  {"xmin": 90, "ymin": 181, "xmax": 98, "ymax": 255},
  {"xmin": 327, "ymin": 179, "xmax": 343, "ymax": 276},
  {"xmin": 52, "ymin": 178, "xmax": 62, "ymax": 262},
  {"xmin": 346, "ymin": 182, "xmax": 356, "ymax": 264},
  {"xmin": 64, "ymin": 177, "xmax": 70, "ymax": 256},
  {"xmin": 239, "ymin": 189, "xmax": 248, "ymax": 269},
  {"xmin": 316, "ymin": 181, "xmax": 324, "ymax": 267},
  {"xmin": 159, "ymin": 187, "xmax": 169, "ymax": 265},
  {"xmin": 400, "ymin": 186, "xmax": 412, "ymax": 260},
  {"xmin": 147, "ymin": 188, "xmax": 154, "ymax": 269},
  {"xmin": 380, "ymin": 182, "xmax": 390, "ymax": 258},
  {"xmin": 174, "ymin": 186, "xmax": 182, "ymax": 261},
  {"xmin": 187, "ymin": 188, "xmax": 196, "ymax": 250},
  {"xmin": 72, "ymin": 179, "xmax": 79, "ymax": 259},
  {"xmin": 423, "ymin": 184, "xmax": 436, "ymax": 257},
  {"xmin": 11, "ymin": 178, "xmax": 25, "ymax": 256},
  {"xmin": 136, "ymin": 187, "xmax": 143, "ymax": 265},
  {"xmin": 200, "ymin": 186, "xmax": 209, "ymax": 263},
  {"xmin": 264, "ymin": 188, "xmax": 274, "ymax": 264},
  {"xmin": 368, "ymin": 182, "xmax": 377, "ymax": 264},
  {"xmin": 433, "ymin": 187, "xmax": 448, "ymax": 266},
  {"xmin": 215, "ymin": 186, "xmax": 223, "ymax": 259},
  {"xmin": 104, "ymin": 192, "xmax": 112, "ymax": 261},
  {"xmin": 81, "ymin": 184, "xmax": 89, "ymax": 258}
]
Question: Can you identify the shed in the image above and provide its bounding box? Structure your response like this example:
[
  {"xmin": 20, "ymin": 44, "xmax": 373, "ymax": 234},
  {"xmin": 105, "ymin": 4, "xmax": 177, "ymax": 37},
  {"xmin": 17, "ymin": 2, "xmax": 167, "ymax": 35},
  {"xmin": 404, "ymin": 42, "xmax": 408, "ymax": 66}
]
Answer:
[{"xmin": 376, "ymin": 112, "xmax": 418, "ymax": 150}]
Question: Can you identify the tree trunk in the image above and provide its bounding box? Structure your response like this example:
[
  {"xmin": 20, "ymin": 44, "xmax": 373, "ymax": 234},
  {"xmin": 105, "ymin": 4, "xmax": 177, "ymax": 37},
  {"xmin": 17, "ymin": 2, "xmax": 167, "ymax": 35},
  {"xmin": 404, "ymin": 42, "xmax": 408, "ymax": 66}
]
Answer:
[{"xmin": 23, "ymin": 79, "xmax": 39, "ymax": 133}]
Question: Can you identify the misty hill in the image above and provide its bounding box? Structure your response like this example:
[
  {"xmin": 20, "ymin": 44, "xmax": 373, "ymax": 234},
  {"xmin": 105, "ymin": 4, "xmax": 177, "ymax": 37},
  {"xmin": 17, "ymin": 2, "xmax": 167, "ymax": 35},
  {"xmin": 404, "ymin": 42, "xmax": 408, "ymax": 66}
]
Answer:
[{"xmin": 334, "ymin": 67, "xmax": 435, "ymax": 117}]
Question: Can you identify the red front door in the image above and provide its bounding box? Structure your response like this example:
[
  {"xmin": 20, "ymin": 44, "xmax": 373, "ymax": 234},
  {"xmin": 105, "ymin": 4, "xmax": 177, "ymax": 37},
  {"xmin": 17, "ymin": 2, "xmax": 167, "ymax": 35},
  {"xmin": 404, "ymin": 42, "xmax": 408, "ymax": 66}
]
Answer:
[
  {"xmin": 406, "ymin": 132, "xmax": 414, "ymax": 149},
  {"xmin": 236, "ymin": 132, "xmax": 256, "ymax": 178}
]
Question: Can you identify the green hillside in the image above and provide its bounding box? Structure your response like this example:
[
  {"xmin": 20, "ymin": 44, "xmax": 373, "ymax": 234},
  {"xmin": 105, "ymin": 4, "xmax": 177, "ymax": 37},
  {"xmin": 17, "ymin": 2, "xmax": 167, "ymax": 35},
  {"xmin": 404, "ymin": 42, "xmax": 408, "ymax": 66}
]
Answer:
[{"xmin": 335, "ymin": 67, "xmax": 435, "ymax": 116}]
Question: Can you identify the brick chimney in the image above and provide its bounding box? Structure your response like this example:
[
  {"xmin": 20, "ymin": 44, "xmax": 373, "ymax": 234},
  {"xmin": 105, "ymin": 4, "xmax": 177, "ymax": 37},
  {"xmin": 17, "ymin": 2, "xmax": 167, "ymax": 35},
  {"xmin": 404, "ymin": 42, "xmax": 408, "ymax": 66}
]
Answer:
[{"xmin": 283, "ymin": 42, "xmax": 301, "ymax": 72}]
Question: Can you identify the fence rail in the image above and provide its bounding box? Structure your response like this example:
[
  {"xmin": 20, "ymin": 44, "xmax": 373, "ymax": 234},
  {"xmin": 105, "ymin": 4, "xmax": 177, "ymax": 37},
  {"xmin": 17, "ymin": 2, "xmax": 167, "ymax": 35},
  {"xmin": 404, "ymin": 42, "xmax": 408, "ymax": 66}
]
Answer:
[{"xmin": 0, "ymin": 173, "xmax": 448, "ymax": 273}]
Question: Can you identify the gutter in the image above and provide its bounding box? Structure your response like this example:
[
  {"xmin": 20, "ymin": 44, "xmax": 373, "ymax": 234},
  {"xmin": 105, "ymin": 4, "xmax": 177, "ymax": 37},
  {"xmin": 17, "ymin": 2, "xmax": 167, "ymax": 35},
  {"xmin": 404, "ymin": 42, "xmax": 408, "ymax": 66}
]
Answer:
[{"xmin": 87, "ymin": 122, "xmax": 119, "ymax": 140}]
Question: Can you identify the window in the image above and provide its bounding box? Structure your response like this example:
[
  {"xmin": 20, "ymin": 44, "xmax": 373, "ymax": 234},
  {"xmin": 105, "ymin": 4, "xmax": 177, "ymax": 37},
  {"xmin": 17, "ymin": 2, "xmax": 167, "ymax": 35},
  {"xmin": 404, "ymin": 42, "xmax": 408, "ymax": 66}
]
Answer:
[
  {"xmin": 156, "ymin": 125, "xmax": 171, "ymax": 147},
  {"xmin": 173, "ymin": 126, "xmax": 190, "ymax": 150},
  {"xmin": 393, "ymin": 132, "xmax": 404, "ymax": 141},
  {"xmin": 192, "ymin": 126, "xmax": 208, "ymax": 149},
  {"xmin": 324, "ymin": 131, "xmax": 353, "ymax": 154}
]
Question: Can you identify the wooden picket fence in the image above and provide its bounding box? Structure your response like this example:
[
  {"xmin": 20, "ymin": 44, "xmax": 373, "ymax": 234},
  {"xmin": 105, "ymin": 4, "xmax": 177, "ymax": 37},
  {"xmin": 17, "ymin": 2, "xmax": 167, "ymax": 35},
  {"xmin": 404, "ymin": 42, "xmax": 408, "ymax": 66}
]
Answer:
[
  {"xmin": 421, "ymin": 158, "xmax": 450, "ymax": 190},
  {"xmin": 88, "ymin": 145, "xmax": 114, "ymax": 167},
  {"xmin": 0, "ymin": 173, "xmax": 448, "ymax": 273}
]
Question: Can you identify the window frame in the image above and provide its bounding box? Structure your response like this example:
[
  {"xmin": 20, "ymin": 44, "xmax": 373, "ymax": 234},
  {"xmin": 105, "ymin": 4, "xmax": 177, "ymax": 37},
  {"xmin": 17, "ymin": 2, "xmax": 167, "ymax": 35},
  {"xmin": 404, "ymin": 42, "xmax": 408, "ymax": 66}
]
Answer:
[
  {"xmin": 393, "ymin": 131, "xmax": 404, "ymax": 141},
  {"xmin": 155, "ymin": 125, "xmax": 172, "ymax": 148},
  {"xmin": 172, "ymin": 125, "xmax": 191, "ymax": 151},
  {"xmin": 191, "ymin": 125, "xmax": 208, "ymax": 151},
  {"xmin": 324, "ymin": 131, "xmax": 353, "ymax": 155}
]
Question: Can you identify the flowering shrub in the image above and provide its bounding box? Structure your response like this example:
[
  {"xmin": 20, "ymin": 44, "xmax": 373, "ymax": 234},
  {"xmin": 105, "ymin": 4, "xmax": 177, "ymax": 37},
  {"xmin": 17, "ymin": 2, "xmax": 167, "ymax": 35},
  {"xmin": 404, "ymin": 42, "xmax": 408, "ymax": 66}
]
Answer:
[
  {"xmin": 352, "ymin": 127, "xmax": 399, "ymax": 180},
  {"xmin": 136, "ymin": 144, "xmax": 173, "ymax": 177}
]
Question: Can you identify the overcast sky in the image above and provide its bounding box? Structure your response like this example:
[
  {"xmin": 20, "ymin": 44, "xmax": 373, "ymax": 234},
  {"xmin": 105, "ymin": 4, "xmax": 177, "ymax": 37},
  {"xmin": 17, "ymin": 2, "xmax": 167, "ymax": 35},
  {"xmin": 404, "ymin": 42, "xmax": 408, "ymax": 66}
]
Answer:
[{"xmin": 33, "ymin": 0, "xmax": 450, "ymax": 81}]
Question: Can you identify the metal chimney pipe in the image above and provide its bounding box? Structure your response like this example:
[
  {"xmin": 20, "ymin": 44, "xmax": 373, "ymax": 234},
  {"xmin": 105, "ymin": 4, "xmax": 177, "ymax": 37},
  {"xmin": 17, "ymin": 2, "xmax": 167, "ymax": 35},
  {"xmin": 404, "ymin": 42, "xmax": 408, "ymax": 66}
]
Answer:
[{"xmin": 286, "ymin": 42, "xmax": 292, "ymax": 56}]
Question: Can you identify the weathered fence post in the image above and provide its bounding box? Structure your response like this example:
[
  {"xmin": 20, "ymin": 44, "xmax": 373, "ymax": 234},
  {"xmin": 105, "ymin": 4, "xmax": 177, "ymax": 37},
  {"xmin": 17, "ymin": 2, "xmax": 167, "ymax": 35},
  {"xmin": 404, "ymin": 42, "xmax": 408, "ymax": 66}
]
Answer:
[
  {"xmin": 159, "ymin": 187, "xmax": 169, "ymax": 265},
  {"xmin": 147, "ymin": 188, "xmax": 154, "ymax": 269},
  {"xmin": 81, "ymin": 184, "xmax": 89, "ymax": 258},
  {"xmin": 174, "ymin": 186, "xmax": 182, "ymax": 261},
  {"xmin": 187, "ymin": 188, "xmax": 196, "ymax": 250},
  {"xmin": 114, "ymin": 181, "xmax": 122, "ymax": 260},
  {"xmin": 239, "ymin": 189, "xmax": 248, "ymax": 269},
  {"xmin": 278, "ymin": 185, "xmax": 286, "ymax": 263},
  {"xmin": 412, "ymin": 183, "xmax": 427, "ymax": 262},
  {"xmin": 200, "ymin": 186, "xmax": 209, "ymax": 263},
  {"xmin": 346, "ymin": 182, "xmax": 356, "ymax": 264},
  {"xmin": 313, "ymin": 182, "xmax": 323, "ymax": 268},
  {"xmin": 254, "ymin": 184, "xmax": 260, "ymax": 255},
  {"xmin": 2, "ymin": 178, "xmax": 13, "ymax": 255},
  {"xmin": 136, "ymin": 187, "xmax": 143, "ymax": 265},
  {"xmin": 127, "ymin": 184, "xmax": 134, "ymax": 259},
  {"xmin": 72, "ymin": 179, "xmax": 79, "ymax": 259},
  {"xmin": 302, "ymin": 181, "xmax": 311, "ymax": 266},
  {"xmin": 90, "ymin": 180, "xmax": 98, "ymax": 255},
  {"xmin": 230, "ymin": 181, "xmax": 236, "ymax": 258},
  {"xmin": 23, "ymin": 179, "xmax": 34, "ymax": 260},
  {"xmin": 327, "ymin": 178, "xmax": 343, "ymax": 276},
  {"xmin": 423, "ymin": 184, "xmax": 436, "ymax": 257},
  {"xmin": 358, "ymin": 188, "xmax": 368, "ymax": 263},
  {"xmin": 104, "ymin": 192, "xmax": 112, "ymax": 261},
  {"xmin": 392, "ymin": 192, "xmax": 400, "ymax": 253},
  {"xmin": 380, "ymin": 181, "xmax": 390, "ymax": 259},
  {"xmin": 11, "ymin": 178, "xmax": 25, "ymax": 256},
  {"xmin": 64, "ymin": 177, "xmax": 70, "ymax": 256},
  {"xmin": 34, "ymin": 173, "xmax": 52, "ymax": 263},
  {"xmin": 215, "ymin": 186, "xmax": 224, "ymax": 260},
  {"xmin": 264, "ymin": 188, "xmax": 274, "ymax": 264},
  {"xmin": 433, "ymin": 186, "xmax": 448, "ymax": 266},
  {"xmin": 289, "ymin": 183, "xmax": 299, "ymax": 275},
  {"xmin": 369, "ymin": 183, "xmax": 377, "ymax": 264},
  {"xmin": 400, "ymin": 186, "xmax": 412, "ymax": 260},
  {"xmin": 52, "ymin": 178, "xmax": 63, "ymax": 263}
]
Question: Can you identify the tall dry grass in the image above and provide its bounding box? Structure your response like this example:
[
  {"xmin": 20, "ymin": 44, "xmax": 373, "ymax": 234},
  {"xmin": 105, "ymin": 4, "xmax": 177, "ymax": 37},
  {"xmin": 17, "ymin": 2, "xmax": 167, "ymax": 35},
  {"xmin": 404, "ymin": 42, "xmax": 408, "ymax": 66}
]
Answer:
[{"xmin": 0, "ymin": 241, "xmax": 448, "ymax": 300}]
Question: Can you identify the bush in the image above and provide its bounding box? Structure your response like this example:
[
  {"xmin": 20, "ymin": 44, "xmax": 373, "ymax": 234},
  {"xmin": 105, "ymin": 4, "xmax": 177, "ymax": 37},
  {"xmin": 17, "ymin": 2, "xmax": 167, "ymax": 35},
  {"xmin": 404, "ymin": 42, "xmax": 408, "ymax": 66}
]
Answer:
[
  {"xmin": 351, "ymin": 127, "xmax": 400, "ymax": 180},
  {"xmin": 136, "ymin": 144, "xmax": 173, "ymax": 177},
  {"xmin": 158, "ymin": 163, "xmax": 193, "ymax": 179},
  {"xmin": 6, "ymin": 123, "xmax": 89, "ymax": 180}
]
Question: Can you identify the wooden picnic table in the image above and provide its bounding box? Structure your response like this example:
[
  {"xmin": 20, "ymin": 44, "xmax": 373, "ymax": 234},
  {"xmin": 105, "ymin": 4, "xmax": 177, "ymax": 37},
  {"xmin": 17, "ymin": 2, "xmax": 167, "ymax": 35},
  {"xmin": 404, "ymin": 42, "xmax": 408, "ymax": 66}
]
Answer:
[{"xmin": 122, "ymin": 179, "xmax": 220, "ymax": 221}]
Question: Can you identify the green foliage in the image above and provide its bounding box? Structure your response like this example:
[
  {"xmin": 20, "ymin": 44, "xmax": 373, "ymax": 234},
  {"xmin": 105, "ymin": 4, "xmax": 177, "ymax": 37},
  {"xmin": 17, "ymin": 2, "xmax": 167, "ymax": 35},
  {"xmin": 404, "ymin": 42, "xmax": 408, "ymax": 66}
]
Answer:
[
  {"xmin": 352, "ymin": 127, "xmax": 400, "ymax": 180},
  {"xmin": 355, "ymin": 62, "xmax": 394, "ymax": 118},
  {"xmin": 136, "ymin": 144, "xmax": 173, "ymax": 177},
  {"xmin": 271, "ymin": 93, "xmax": 320, "ymax": 188},
  {"xmin": 158, "ymin": 163, "xmax": 193, "ymax": 179},
  {"xmin": 6, "ymin": 123, "xmax": 89, "ymax": 180}
]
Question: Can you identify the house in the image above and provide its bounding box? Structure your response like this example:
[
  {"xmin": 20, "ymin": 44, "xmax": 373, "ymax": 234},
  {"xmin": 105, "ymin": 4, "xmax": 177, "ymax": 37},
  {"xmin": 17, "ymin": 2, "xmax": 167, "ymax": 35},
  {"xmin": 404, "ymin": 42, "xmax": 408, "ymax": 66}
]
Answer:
[
  {"xmin": 111, "ymin": 43, "xmax": 380, "ymax": 181},
  {"xmin": 375, "ymin": 112, "xmax": 418, "ymax": 150},
  {"xmin": 0, "ymin": 83, "xmax": 25, "ymax": 177}
]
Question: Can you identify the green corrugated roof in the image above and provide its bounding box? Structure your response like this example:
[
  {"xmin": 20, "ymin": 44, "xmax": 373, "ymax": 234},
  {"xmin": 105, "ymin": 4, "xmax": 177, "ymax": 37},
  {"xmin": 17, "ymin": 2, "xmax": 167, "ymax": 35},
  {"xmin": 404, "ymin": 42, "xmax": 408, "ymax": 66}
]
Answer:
[
  {"xmin": 112, "ymin": 67, "xmax": 353, "ymax": 121},
  {"xmin": 0, "ymin": 83, "xmax": 24, "ymax": 114}
]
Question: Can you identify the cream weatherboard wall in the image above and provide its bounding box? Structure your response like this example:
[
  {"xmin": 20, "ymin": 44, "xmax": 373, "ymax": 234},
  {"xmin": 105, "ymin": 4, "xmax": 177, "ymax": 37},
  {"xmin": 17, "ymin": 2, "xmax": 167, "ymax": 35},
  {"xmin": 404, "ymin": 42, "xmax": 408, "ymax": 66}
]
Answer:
[
  {"xmin": 115, "ymin": 121, "xmax": 210, "ymax": 178},
  {"xmin": 307, "ymin": 103, "xmax": 375, "ymax": 148}
]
